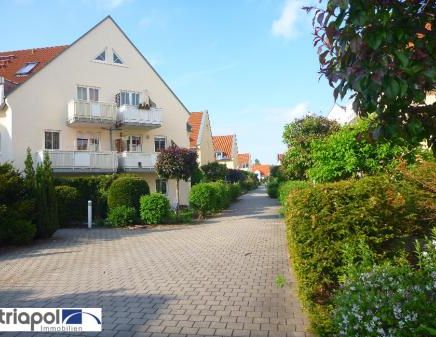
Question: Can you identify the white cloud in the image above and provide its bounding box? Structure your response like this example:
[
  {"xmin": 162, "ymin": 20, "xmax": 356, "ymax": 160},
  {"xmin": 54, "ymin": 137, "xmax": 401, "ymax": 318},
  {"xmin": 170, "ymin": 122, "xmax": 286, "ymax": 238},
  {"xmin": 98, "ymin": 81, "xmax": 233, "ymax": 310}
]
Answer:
[{"xmin": 271, "ymin": 0, "xmax": 304, "ymax": 39}]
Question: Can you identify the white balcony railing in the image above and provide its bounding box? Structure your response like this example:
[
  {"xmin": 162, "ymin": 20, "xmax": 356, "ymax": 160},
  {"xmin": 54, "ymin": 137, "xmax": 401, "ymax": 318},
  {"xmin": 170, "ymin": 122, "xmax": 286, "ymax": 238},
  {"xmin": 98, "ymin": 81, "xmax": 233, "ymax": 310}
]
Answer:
[
  {"xmin": 117, "ymin": 105, "xmax": 163, "ymax": 127},
  {"xmin": 118, "ymin": 152, "xmax": 157, "ymax": 171},
  {"xmin": 38, "ymin": 150, "xmax": 118, "ymax": 172},
  {"xmin": 67, "ymin": 99, "xmax": 117, "ymax": 124}
]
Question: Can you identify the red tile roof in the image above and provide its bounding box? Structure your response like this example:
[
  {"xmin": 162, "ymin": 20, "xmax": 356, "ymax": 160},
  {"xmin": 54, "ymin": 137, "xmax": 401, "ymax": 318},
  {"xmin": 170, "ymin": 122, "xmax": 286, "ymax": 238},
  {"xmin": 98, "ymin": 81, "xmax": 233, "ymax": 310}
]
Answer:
[
  {"xmin": 238, "ymin": 153, "xmax": 251, "ymax": 166},
  {"xmin": 213, "ymin": 135, "xmax": 234, "ymax": 159},
  {"xmin": 251, "ymin": 164, "xmax": 271, "ymax": 177},
  {"xmin": 0, "ymin": 45, "xmax": 68, "ymax": 85},
  {"xmin": 188, "ymin": 112, "xmax": 203, "ymax": 148}
]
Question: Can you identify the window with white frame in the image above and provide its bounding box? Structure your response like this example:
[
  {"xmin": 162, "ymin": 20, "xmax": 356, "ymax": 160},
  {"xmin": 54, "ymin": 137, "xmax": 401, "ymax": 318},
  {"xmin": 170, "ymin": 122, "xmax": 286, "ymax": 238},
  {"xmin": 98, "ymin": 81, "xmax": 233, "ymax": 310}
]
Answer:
[
  {"xmin": 154, "ymin": 136, "xmax": 166, "ymax": 152},
  {"xmin": 155, "ymin": 179, "xmax": 167, "ymax": 195},
  {"xmin": 77, "ymin": 86, "xmax": 100, "ymax": 102},
  {"xmin": 120, "ymin": 91, "xmax": 140, "ymax": 106},
  {"xmin": 94, "ymin": 49, "xmax": 106, "ymax": 62},
  {"xmin": 127, "ymin": 135, "xmax": 142, "ymax": 152},
  {"xmin": 215, "ymin": 151, "xmax": 224, "ymax": 160},
  {"xmin": 113, "ymin": 50, "xmax": 124, "ymax": 65},
  {"xmin": 76, "ymin": 133, "xmax": 99, "ymax": 151},
  {"xmin": 44, "ymin": 131, "xmax": 60, "ymax": 150}
]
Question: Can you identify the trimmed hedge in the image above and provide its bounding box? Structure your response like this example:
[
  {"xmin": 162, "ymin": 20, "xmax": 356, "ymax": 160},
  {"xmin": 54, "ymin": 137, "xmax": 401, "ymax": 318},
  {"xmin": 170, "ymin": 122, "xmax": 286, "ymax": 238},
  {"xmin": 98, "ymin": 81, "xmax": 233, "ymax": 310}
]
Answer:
[
  {"xmin": 267, "ymin": 178, "xmax": 279, "ymax": 198},
  {"xmin": 107, "ymin": 176, "xmax": 150, "ymax": 212},
  {"xmin": 189, "ymin": 181, "xmax": 241, "ymax": 217},
  {"xmin": 140, "ymin": 193, "xmax": 171, "ymax": 224},
  {"xmin": 283, "ymin": 165, "xmax": 436, "ymax": 335},
  {"xmin": 107, "ymin": 206, "xmax": 137, "ymax": 227},
  {"xmin": 55, "ymin": 185, "xmax": 80, "ymax": 226},
  {"xmin": 278, "ymin": 180, "xmax": 310, "ymax": 207}
]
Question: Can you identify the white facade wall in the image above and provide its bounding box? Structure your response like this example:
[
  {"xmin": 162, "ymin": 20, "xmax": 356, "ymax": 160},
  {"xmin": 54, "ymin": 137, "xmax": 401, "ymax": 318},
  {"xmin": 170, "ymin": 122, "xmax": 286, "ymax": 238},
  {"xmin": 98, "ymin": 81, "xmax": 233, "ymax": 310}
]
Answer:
[{"xmin": 0, "ymin": 17, "xmax": 191, "ymax": 205}]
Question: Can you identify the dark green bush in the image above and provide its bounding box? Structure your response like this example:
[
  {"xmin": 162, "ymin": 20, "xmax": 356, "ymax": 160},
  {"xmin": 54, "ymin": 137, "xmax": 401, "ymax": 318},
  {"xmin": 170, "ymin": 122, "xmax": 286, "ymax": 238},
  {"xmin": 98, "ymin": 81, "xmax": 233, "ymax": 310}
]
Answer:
[
  {"xmin": 3, "ymin": 219, "xmax": 36, "ymax": 245},
  {"xmin": 55, "ymin": 185, "xmax": 80, "ymax": 226},
  {"xmin": 284, "ymin": 168, "xmax": 436, "ymax": 335},
  {"xmin": 228, "ymin": 183, "xmax": 241, "ymax": 201},
  {"xmin": 267, "ymin": 178, "xmax": 279, "ymax": 198},
  {"xmin": 107, "ymin": 206, "xmax": 137, "ymax": 227},
  {"xmin": 140, "ymin": 193, "xmax": 171, "ymax": 224},
  {"xmin": 200, "ymin": 162, "xmax": 228, "ymax": 182},
  {"xmin": 107, "ymin": 176, "xmax": 149, "ymax": 212},
  {"xmin": 210, "ymin": 181, "xmax": 230, "ymax": 210},
  {"xmin": 55, "ymin": 174, "xmax": 117, "ymax": 219}
]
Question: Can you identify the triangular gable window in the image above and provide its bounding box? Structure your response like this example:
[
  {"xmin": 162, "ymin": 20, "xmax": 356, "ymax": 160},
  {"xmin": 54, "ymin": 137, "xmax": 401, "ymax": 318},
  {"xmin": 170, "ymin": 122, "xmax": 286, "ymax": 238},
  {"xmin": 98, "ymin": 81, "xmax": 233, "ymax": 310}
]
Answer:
[
  {"xmin": 95, "ymin": 49, "xmax": 106, "ymax": 62},
  {"xmin": 113, "ymin": 50, "xmax": 123, "ymax": 65}
]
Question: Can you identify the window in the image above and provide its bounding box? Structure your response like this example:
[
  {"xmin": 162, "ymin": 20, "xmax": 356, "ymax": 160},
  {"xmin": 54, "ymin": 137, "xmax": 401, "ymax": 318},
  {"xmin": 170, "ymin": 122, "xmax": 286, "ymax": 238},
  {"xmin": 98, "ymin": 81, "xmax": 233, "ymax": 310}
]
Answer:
[
  {"xmin": 215, "ymin": 151, "xmax": 224, "ymax": 160},
  {"xmin": 113, "ymin": 51, "xmax": 123, "ymax": 64},
  {"xmin": 156, "ymin": 179, "xmax": 167, "ymax": 195},
  {"xmin": 154, "ymin": 136, "xmax": 166, "ymax": 152},
  {"xmin": 120, "ymin": 91, "xmax": 140, "ymax": 106},
  {"xmin": 127, "ymin": 136, "xmax": 142, "ymax": 152},
  {"xmin": 76, "ymin": 133, "xmax": 100, "ymax": 151},
  {"xmin": 16, "ymin": 62, "xmax": 38, "ymax": 76},
  {"xmin": 77, "ymin": 86, "xmax": 99, "ymax": 102},
  {"xmin": 45, "ymin": 131, "xmax": 60, "ymax": 150},
  {"xmin": 95, "ymin": 50, "xmax": 106, "ymax": 62}
]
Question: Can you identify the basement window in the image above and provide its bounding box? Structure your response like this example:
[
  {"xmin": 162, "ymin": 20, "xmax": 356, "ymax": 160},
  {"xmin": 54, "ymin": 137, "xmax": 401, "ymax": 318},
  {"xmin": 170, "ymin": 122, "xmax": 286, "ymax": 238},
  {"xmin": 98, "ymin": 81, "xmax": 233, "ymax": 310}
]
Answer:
[{"xmin": 16, "ymin": 62, "xmax": 38, "ymax": 76}]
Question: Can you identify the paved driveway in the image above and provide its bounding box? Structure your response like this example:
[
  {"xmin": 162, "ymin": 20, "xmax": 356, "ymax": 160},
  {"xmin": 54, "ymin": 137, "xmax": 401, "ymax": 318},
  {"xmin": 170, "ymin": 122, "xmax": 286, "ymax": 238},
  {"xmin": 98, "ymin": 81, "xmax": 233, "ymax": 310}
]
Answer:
[{"xmin": 0, "ymin": 188, "xmax": 312, "ymax": 337}]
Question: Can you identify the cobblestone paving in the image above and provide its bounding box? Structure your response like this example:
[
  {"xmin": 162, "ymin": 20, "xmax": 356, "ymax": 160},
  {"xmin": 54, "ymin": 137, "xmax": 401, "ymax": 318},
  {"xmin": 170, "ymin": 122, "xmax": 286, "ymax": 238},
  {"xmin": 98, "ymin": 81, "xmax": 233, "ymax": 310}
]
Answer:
[{"xmin": 0, "ymin": 187, "xmax": 312, "ymax": 337}]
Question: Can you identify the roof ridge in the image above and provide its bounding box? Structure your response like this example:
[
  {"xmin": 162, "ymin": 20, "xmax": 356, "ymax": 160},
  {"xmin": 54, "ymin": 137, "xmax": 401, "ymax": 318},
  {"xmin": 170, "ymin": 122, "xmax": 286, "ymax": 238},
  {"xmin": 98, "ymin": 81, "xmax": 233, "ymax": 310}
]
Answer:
[{"xmin": 0, "ymin": 45, "xmax": 69, "ymax": 54}]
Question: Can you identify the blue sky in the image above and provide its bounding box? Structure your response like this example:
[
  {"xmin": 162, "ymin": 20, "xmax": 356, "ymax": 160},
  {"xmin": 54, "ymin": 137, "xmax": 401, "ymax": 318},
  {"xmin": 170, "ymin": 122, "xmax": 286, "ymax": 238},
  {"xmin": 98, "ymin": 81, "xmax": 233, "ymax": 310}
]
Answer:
[{"xmin": 1, "ymin": 0, "xmax": 338, "ymax": 164}]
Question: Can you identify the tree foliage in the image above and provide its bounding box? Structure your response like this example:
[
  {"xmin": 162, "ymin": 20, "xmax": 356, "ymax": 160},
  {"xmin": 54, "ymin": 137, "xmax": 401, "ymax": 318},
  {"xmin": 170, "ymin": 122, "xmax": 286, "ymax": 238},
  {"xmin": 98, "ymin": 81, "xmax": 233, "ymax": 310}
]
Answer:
[
  {"xmin": 306, "ymin": 0, "xmax": 436, "ymax": 149},
  {"xmin": 308, "ymin": 118, "xmax": 418, "ymax": 182},
  {"xmin": 155, "ymin": 145, "xmax": 198, "ymax": 212},
  {"xmin": 282, "ymin": 115, "xmax": 340, "ymax": 179},
  {"xmin": 200, "ymin": 162, "xmax": 228, "ymax": 182}
]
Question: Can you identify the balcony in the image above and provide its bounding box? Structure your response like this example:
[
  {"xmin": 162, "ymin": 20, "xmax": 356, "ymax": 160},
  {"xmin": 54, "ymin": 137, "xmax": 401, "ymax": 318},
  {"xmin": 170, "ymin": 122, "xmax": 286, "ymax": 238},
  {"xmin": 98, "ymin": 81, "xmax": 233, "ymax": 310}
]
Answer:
[
  {"xmin": 118, "ymin": 152, "xmax": 157, "ymax": 172},
  {"xmin": 117, "ymin": 105, "xmax": 163, "ymax": 128},
  {"xmin": 67, "ymin": 99, "xmax": 117, "ymax": 126},
  {"xmin": 38, "ymin": 150, "xmax": 118, "ymax": 173}
]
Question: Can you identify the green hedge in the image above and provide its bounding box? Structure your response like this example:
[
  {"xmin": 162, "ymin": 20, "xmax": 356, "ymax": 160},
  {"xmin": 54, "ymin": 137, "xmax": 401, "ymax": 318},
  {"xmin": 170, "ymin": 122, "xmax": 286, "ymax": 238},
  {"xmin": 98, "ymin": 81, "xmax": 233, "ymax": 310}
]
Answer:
[
  {"xmin": 55, "ymin": 175, "xmax": 117, "ymax": 220},
  {"xmin": 278, "ymin": 180, "xmax": 310, "ymax": 207},
  {"xmin": 107, "ymin": 206, "xmax": 137, "ymax": 227},
  {"xmin": 107, "ymin": 176, "xmax": 149, "ymax": 212},
  {"xmin": 140, "ymin": 193, "xmax": 171, "ymax": 224},
  {"xmin": 189, "ymin": 181, "xmax": 240, "ymax": 217},
  {"xmin": 267, "ymin": 178, "xmax": 279, "ymax": 198},
  {"xmin": 55, "ymin": 185, "xmax": 80, "ymax": 226},
  {"xmin": 283, "ymin": 165, "xmax": 436, "ymax": 336}
]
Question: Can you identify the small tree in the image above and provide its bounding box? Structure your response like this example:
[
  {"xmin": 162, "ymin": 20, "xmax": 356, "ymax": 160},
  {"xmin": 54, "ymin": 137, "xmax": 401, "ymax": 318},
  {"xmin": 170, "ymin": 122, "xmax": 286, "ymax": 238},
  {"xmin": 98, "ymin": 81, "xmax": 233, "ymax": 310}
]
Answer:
[
  {"xmin": 24, "ymin": 147, "xmax": 35, "ymax": 190},
  {"xmin": 254, "ymin": 158, "xmax": 260, "ymax": 165},
  {"xmin": 35, "ymin": 152, "xmax": 58, "ymax": 238},
  {"xmin": 201, "ymin": 162, "xmax": 228, "ymax": 182},
  {"xmin": 282, "ymin": 115, "xmax": 340, "ymax": 179},
  {"xmin": 155, "ymin": 146, "xmax": 198, "ymax": 214}
]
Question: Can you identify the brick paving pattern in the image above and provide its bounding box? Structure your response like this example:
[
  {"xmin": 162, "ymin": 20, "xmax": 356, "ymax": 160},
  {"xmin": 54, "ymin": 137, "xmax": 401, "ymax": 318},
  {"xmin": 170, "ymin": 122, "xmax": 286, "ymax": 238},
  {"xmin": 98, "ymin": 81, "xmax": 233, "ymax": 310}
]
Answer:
[{"xmin": 0, "ymin": 187, "xmax": 313, "ymax": 337}]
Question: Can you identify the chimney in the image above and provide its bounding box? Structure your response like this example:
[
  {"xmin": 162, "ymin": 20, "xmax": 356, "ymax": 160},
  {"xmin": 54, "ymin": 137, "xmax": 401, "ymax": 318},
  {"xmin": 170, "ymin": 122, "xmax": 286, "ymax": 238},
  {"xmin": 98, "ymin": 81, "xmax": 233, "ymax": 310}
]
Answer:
[{"xmin": 0, "ymin": 76, "xmax": 4, "ymax": 108}]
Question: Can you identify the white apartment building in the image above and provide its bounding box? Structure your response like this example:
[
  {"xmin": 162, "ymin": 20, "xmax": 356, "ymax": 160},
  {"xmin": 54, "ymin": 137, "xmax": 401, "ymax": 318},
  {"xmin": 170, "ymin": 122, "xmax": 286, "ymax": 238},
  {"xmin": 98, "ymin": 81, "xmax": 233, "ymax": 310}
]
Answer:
[{"xmin": 0, "ymin": 16, "xmax": 191, "ymax": 205}]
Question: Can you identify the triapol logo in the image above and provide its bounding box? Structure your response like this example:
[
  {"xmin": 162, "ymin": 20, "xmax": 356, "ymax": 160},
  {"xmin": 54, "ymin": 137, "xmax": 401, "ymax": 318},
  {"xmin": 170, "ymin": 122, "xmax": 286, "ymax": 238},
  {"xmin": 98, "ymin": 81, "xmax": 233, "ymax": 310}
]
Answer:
[{"xmin": 0, "ymin": 308, "xmax": 102, "ymax": 332}]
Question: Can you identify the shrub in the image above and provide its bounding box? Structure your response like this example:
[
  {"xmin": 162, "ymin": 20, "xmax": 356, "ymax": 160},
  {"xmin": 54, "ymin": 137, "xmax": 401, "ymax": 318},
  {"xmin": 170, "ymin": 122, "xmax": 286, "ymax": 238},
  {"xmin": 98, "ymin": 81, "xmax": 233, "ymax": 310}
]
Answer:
[
  {"xmin": 201, "ymin": 162, "xmax": 228, "ymax": 182},
  {"xmin": 210, "ymin": 181, "xmax": 230, "ymax": 210},
  {"xmin": 166, "ymin": 208, "xmax": 194, "ymax": 224},
  {"xmin": 3, "ymin": 219, "xmax": 36, "ymax": 245},
  {"xmin": 189, "ymin": 183, "xmax": 219, "ymax": 217},
  {"xmin": 332, "ymin": 231, "xmax": 436, "ymax": 337},
  {"xmin": 55, "ymin": 175, "xmax": 117, "ymax": 220},
  {"xmin": 278, "ymin": 180, "xmax": 310, "ymax": 207},
  {"xmin": 107, "ymin": 206, "xmax": 137, "ymax": 227},
  {"xmin": 107, "ymin": 176, "xmax": 149, "ymax": 212},
  {"xmin": 228, "ymin": 183, "xmax": 241, "ymax": 201},
  {"xmin": 283, "ymin": 172, "xmax": 435, "ymax": 335},
  {"xmin": 55, "ymin": 185, "xmax": 80, "ymax": 226},
  {"xmin": 267, "ymin": 178, "xmax": 279, "ymax": 198},
  {"xmin": 140, "ymin": 193, "xmax": 171, "ymax": 224}
]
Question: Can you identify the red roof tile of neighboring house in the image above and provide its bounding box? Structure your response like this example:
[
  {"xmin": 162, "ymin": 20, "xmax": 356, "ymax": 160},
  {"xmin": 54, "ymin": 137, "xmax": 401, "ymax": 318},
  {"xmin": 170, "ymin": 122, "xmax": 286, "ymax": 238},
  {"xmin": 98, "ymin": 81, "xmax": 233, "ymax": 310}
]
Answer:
[
  {"xmin": 213, "ymin": 135, "xmax": 234, "ymax": 159},
  {"xmin": 251, "ymin": 164, "xmax": 271, "ymax": 177},
  {"xmin": 0, "ymin": 45, "xmax": 68, "ymax": 85},
  {"xmin": 238, "ymin": 153, "xmax": 250, "ymax": 166},
  {"xmin": 188, "ymin": 112, "xmax": 203, "ymax": 148}
]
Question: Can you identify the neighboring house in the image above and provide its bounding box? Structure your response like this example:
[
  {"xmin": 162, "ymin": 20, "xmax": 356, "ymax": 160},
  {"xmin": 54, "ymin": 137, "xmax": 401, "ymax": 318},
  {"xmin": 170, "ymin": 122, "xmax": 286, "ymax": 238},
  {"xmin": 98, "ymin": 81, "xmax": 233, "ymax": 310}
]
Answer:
[
  {"xmin": 237, "ymin": 153, "xmax": 251, "ymax": 171},
  {"xmin": 0, "ymin": 16, "xmax": 191, "ymax": 206},
  {"xmin": 327, "ymin": 102, "xmax": 357, "ymax": 125},
  {"xmin": 277, "ymin": 153, "xmax": 284, "ymax": 165},
  {"xmin": 188, "ymin": 110, "xmax": 215, "ymax": 166},
  {"xmin": 212, "ymin": 135, "xmax": 238, "ymax": 169},
  {"xmin": 251, "ymin": 164, "xmax": 271, "ymax": 181}
]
